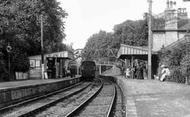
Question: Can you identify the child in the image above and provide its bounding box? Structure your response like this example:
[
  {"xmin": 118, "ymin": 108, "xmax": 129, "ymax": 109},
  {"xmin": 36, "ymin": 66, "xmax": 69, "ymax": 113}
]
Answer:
[{"xmin": 125, "ymin": 67, "xmax": 130, "ymax": 78}]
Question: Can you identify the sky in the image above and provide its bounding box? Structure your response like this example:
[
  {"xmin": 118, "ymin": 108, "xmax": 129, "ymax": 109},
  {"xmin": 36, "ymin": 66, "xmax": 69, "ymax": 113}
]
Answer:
[{"xmin": 57, "ymin": 0, "xmax": 190, "ymax": 49}]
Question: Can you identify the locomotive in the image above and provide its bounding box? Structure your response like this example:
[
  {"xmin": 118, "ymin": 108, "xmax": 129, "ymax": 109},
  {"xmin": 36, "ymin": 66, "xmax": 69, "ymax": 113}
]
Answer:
[{"xmin": 80, "ymin": 60, "xmax": 96, "ymax": 81}]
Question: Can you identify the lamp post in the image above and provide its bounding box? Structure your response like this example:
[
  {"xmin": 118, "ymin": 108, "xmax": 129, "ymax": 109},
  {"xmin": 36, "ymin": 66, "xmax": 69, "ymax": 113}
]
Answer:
[{"xmin": 6, "ymin": 43, "xmax": 12, "ymax": 80}]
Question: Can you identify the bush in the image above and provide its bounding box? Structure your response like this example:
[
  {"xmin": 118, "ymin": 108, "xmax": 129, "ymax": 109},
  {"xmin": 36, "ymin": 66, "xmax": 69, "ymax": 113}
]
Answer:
[
  {"xmin": 169, "ymin": 67, "xmax": 185, "ymax": 83},
  {"xmin": 180, "ymin": 54, "xmax": 190, "ymax": 77},
  {"xmin": 158, "ymin": 42, "xmax": 188, "ymax": 84}
]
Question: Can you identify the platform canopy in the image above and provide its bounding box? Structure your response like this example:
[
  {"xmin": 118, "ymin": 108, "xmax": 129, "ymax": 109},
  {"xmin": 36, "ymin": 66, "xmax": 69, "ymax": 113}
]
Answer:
[
  {"xmin": 117, "ymin": 44, "xmax": 157, "ymax": 60},
  {"xmin": 45, "ymin": 51, "xmax": 74, "ymax": 59},
  {"xmin": 29, "ymin": 51, "xmax": 74, "ymax": 60}
]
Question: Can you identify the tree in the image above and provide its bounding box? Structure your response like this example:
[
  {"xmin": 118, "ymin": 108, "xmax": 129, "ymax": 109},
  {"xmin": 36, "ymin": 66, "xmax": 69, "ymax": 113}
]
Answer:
[
  {"xmin": 113, "ymin": 19, "xmax": 148, "ymax": 47},
  {"xmin": 83, "ymin": 31, "xmax": 116, "ymax": 61},
  {"xmin": 0, "ymin": 0, "xmax": 67, "ymax": 80},
  {"xmin": 83, "ymin": 17, "xmax": 149, "ymax": 61}
]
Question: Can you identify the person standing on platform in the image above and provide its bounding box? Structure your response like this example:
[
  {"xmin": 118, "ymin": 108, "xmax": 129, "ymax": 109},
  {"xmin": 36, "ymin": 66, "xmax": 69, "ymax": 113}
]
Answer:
[
  {"xmin": 136, "ymin": 62, "xmax": 144, "ymax": 79},
  {"xmin": 160, "ymin": 65, "xmax": 170, "ymax": 81},
  {"xmin": 62, "ymin": 66, "xmax": 66, "ymax": 77},
  {"xmin": 66, "ymin": 68, "xmax": 71, "ymax": 77},
  {"xmin": 125, "ymin": 67, "xmax": 130, "ymax": 79}
]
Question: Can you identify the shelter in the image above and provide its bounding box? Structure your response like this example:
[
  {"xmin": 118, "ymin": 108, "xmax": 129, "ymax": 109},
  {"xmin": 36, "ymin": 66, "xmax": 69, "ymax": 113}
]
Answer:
[
  {"xmin": 117, "ymin": 44, "xmax": 159, "ymax": 79},
  {"xmin": 28, "ymin": 51, "xmax": 74, "ymax": 79}
]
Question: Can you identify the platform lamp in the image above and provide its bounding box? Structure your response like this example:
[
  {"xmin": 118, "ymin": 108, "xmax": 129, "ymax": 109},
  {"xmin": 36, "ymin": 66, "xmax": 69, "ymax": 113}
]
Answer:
[
  {"xmin": 6, "ymin": 43, "xmax": 12, "ymax": 80},
  {"xmin": 185, "ymin": 32, "xmax": 190, "ymax": 84}
]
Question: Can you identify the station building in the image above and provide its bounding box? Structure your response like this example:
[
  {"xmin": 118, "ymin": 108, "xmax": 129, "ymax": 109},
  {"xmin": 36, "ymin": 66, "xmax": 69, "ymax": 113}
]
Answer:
[
  {"xmin": 152, "ymin": 2, "xmax": 189, "ymax": 51},
  {"xmin": 28, "ymin": 51, "xmax": 75, "ymax": 79}
]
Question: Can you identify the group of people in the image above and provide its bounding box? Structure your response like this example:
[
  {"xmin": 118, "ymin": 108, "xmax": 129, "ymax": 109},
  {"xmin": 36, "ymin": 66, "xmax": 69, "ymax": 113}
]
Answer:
[
  {"xmin": 124, "ymin": 61, "xmax": 170, "ymax": 81},
  {"xmin": 63, "ymin": 66, "xmax": 76, "ymax": 78},
  {"xmin": 124, "ymin": 61, "xmax": 147, "ymax": 79}
]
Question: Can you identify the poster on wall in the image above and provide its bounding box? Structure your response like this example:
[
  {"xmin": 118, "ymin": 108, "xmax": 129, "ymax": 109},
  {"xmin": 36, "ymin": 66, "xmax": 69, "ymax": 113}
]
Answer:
[
  {"xmin": 36, "ymin": 60, "xmax": 41, "ymax": 67},
  {"xmin": 30, "ymin": 60, "xmax": 35, "ymax": 68}
]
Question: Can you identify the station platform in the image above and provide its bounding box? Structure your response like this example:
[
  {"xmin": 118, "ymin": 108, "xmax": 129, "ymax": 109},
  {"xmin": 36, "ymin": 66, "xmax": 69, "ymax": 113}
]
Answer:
[
  {"xmin": 0, "ymin": 75, "xmax": 80, "ymax": 90},
  {"xmin": 103, "ymin": 66, "xmax": 190, "ymax": 117},
  {"xmin": 0, "ymin": 75, "xmax": 81, "ymax": 110}
]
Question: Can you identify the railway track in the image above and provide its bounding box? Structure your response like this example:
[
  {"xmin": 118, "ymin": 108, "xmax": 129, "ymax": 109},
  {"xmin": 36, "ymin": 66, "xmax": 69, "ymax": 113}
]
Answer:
[
  {"xmin": 1, "ymin": 78, "xmax": 124, "ymax": 117},
  {"xmin": 35, "ymin": 78, "xmax": 102, "ymax": 117},
  {"xmin": 0, "ymin": 81, "xmax": 94, "ymax": 117},
  {"xmin": 65, "ymin": 79, "xmax": 116, "ymax": 117}
]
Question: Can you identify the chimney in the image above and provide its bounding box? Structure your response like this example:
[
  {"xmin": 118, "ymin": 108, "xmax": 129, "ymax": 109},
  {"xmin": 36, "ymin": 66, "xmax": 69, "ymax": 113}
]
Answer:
[{"xmin": 165, "ymin": 0, "xmax": 178, "ymax": 30}]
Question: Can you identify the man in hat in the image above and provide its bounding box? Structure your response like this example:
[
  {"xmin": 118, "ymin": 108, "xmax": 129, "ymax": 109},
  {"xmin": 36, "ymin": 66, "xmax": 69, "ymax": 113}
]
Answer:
[{"xmin": 160, "ymin": 65, "xmax": 170, "ymax": 81}]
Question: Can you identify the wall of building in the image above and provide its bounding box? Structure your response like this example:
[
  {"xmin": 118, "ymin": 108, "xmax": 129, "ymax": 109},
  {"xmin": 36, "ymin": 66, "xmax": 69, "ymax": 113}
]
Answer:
[
  {"xmin": 152, "ymin": 32, "xmax": 165, "ymax": 51},
  {"xmin": 179, "ymin": 32, "xmax": 186, "ymax": 39},
  {"xmin": 165, "ymin": 19, "xmax": 178, "ymax": 30},
  {"xmin": 165, "ymin": 31, "xmax": 178, "ymax": 46},
  {"xmin": 152, "ymin": 2, "xmax": 187, "ymax": 52},
  {"xmin": 153, "ymin": 31, "xmax": 186, "ymax": 51}
]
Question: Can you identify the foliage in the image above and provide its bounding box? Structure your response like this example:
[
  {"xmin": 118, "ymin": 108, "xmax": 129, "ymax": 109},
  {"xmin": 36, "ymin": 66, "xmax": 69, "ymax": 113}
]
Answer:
[
  {"xmin": 113, "ymin": 19, "xmax": 148, "ymax": 47},
  {"xmin": 169, "ymin": 67, "xmax": 185, "ymax": 83},
  {"xmin": 0, "ymin": 0, "xmax": 67, "ymax": 54},
  {"xmin": 0, "ymin": 0, "xmax": 67, "ymax": 79},
  {"xmin": 152, "ymin": 17, "xmax": 165, "ymax": 30},
  {"xmin": 180, "ymin": 53, "xmax": 190, "ymax": 77},
  {"xmin": 158, "ymin": 42, "xmax": 190, "ymax": 83},
  {"xmin": 83, "ymin": 31, "xmax": 116, "ymax": 61},
  {"xmin": 83, "ymin": 18, "xmax": 148, "ymax": 61},
  {"xmin": 159, "ymin": 43, "xmax": 187, "ymax": 67}
]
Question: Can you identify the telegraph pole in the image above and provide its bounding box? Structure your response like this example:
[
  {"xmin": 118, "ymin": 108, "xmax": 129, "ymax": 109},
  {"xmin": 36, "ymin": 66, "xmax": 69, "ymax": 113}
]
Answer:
[
  {"xmin": 183, "ymin": 0, "xmax": 190, "ymax": 84},
  {"xmin": 41, "ymin": 14, "xmax": 44, "ymax": 79},
  {"xmin": 148, "ymin": 0, "xmax": 152, "ymax": 79}
]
